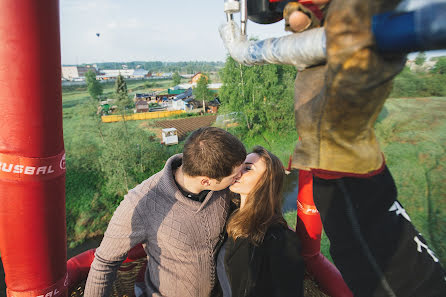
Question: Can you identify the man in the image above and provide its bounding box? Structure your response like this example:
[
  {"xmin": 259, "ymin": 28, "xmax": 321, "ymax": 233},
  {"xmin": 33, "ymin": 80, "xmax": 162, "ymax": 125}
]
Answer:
[
  {"xmin": 84, "ymin": 127, "xmax": 246, "ymax": 297},
  {"xmin": 289, "ymin": 0, "xmax": 446, "ymax": 295}
]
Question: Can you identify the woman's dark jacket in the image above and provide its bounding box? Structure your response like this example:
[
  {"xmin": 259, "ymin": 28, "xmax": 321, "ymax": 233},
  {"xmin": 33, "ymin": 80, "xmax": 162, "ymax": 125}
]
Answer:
[{"xmin": 224, "ymin": 223, "xmax": 304, "ymax": 297}]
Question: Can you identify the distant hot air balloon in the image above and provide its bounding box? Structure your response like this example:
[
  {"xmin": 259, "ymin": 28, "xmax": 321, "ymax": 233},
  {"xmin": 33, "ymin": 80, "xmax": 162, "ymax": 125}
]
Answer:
[{"xmin": 96, "ymin": 33, "xmax": 100, "ymax": 37}]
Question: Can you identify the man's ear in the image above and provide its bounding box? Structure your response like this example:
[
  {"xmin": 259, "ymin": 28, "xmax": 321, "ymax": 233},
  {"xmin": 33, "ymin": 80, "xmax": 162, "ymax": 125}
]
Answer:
[{"xmin": 200, "ymin": 178, "xmax": 211, "ymax": 186}]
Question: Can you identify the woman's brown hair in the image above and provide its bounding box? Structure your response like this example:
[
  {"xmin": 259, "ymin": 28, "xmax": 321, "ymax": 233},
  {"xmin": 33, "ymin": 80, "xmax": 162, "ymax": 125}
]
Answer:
[{"xmin": 226, "ymin": 146, "xmax": 287, "ymax": 245}]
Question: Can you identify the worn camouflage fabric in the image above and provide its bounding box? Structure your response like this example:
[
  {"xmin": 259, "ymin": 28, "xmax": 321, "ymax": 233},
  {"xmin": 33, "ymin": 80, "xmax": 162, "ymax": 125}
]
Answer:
[{"xmin": 292, "ymin": 0, "xmax": 406, "ymax": 174}]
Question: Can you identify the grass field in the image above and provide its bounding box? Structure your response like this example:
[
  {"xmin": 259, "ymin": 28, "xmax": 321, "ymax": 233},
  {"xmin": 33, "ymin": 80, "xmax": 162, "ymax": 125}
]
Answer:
[
  {"xmin": 61, "ymin": 79, "xmax": 446, "ymax": 264},
  {"xmin": 376, "ymin": 97, "xmax": 446, "ymax": 262},
  {"xmin": 62, "ymin": 78, "xmax": 186, "ymax": 246}
]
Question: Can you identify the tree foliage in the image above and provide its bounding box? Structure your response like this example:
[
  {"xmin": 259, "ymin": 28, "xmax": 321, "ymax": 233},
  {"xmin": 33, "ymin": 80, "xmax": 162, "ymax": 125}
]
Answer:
[
  {"xmin": 114, "ymin": 75, "xmax": 132, "ymax": 116},
  {"xmin": 415, "ymin": 52, "xmax": 427, "ymax": 66},
  {"xmin": 115, "ymin": 74, "xmax": 128, "ymax": 101},
  {"xmin": 172, "ymin": 72, "xmax": 181, "ymax": 85},
  {"xmin": 193, "ymin": 74, "xmax": 212, "ymax": 102},
  {"xmin": 219, "ymin": 56, "xmax": 296, "ymax": 135},
  {"xmin": 431, "ymin": 57, "xmax": 446, "ymax": 75},
  {"xmin": 65, "ymin": 113, "xmax": 183, "ymax": 244},
  {"xmin": 98, "ymin": 125, "xmax": 181, "ymax": 198},
  {"xmin": 390, "ymin": 66, "xmax": 446, "ymax": 97},
  {"xmin": 85, "ymin": 70, "xmax": 103, "ymax": 100}
]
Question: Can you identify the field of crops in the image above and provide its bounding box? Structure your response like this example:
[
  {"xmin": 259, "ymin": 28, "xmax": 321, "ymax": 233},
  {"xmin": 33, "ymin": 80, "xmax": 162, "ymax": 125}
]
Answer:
[{"xmin": 154, "ymin": 115, "xmax": 217, "ymax": 139}]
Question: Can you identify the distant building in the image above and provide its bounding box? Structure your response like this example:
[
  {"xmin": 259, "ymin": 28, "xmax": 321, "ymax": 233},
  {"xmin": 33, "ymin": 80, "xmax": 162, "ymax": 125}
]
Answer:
[
  {"xmin": 208, "ymin": 83, "xmax": 222, "ymax": 90},
  {"xmin": 168, "ymin": 89, "xmax": 186, "ymax": 95},
  {"xmin": 174, "ymin": 88, "xmax": 193, "ymax": 100},
  {"xmin": 171, "ymin": 89, "xmax": 196, "ymax": 111},
  {"xmin": 96, "ymin": 69, "xmax": 150, "ymax": 80},
  {"xmin": 77, "ymin": 66, "xmax": 96, "ymax": 77},
  {"xmin": 61, "ymin": 66, "xmax": 97, "ymax": 81},
  {"xmin": 207, "ymin": 98, "xmax": 221, "ymax": 114},
  {"xmin": 135, "ymin": 100, "xmax": 149, "ymax": 113},
  {"xmin": 171, "ymin": 98, "xmax": 187, "ymax": 111},
  {"xmin": 98, "ymin": 69, "xmax": 133, "ymax": 79},
  {"xmin": 62, "ymin": 66, "xmax": 78, "ymax": 80},
  {"xmin": 406, "ymin": 59, "xmax": 437, "ymax": 72},
  {"xmin": 131, "ymin": 69, "xmax": 150, "ymax": 79},
  {"xmin": 169, "ymin": 82, "xmax": 221, "ymax": 95},
  {"xmin": 168, "ymin": 84, "xmax": 193, "ymax": 94},
  {"xmin": 134, "ymin": 93, "xmax": 156, "ymax": 101},
  {"xmin": 184, "ymin": 98, "xmax": 202, "ymax": 110},
  {"xmin": 161, "ymin": 99, "xmax": 173, "ymax": 109},
  {"xmin": 155, "ymin": 93, "xmax": 176, "ymax": 101},
  {"xmin": 152, "ymin": 72, "xmax": 173, "ymax": 79},
  {"xmin": 191, "ymin": 72, "xmax": 208, "ymax": 84}
]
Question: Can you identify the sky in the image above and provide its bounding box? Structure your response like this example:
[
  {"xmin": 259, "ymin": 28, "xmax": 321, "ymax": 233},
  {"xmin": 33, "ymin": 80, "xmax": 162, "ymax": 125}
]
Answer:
[
  {"xmin": 60, "ymin": 0, "xmax": 446, "ymax": 65},
  {"xmin": 60, "ymin": 0, "xmax": 288, "ymax": 65}
]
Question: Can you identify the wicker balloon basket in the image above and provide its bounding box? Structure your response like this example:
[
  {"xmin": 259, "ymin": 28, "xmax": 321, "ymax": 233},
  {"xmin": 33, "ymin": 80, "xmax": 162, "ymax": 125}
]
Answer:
[
  {"xmin": 69, "ymin": 261, "xmax": 328, "ymax": 297},
  {"xmin": 69, "ymin": 258, "xmax": 146, "ymax": 297}
]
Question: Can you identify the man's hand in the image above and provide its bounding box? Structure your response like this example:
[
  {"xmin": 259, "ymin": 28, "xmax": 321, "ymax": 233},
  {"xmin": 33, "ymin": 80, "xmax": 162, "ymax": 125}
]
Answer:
[{"xmin": 288, "ymin": 10, "xmax": 312, "ymax": 32}]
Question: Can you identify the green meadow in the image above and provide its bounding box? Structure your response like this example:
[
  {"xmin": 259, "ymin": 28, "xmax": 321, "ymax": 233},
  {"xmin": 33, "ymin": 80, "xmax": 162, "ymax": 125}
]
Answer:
[
  {"xmin": 63, "ymin": 79, "xmax": 183, "ymax": 245},
  {"xmin": 62, "ymin": 76, "xmax": 446, "ymax": 265},
  {"xmin": 376, "ymin": 97, "xmax": 446, "ymax": 262}
]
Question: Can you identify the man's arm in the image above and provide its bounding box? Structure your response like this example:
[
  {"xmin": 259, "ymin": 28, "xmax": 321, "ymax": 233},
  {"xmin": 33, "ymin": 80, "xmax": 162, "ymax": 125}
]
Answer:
[{"xmin": 84, "ymin": 195, "xmax": 146, "ymax": 297}]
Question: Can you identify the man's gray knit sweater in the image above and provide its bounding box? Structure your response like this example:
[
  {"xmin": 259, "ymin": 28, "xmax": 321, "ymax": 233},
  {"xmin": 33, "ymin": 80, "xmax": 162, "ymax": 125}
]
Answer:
[{"xmin": 84, "ymin": 154, "xmax": 230, "ymax": 297}]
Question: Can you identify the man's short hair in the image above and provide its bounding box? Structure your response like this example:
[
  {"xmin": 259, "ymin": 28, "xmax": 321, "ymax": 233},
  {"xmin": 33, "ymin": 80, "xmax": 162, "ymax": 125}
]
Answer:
[{"xmin": 182, "ymin": 127, "xmax": 246, "ymax": 181}]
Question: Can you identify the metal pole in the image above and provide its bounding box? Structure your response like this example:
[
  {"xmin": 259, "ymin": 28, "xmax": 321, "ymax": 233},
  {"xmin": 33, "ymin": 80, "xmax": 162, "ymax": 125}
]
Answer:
[{"xmin": 240, "ymin": 0, "xmax": 247, "ymax": 36}]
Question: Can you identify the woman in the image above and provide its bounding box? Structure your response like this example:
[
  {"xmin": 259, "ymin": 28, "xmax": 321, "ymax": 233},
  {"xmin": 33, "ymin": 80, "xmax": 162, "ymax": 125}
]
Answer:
[{"xmin": 217, "ymin": 146, "xmax": 304, "ymax": 297}]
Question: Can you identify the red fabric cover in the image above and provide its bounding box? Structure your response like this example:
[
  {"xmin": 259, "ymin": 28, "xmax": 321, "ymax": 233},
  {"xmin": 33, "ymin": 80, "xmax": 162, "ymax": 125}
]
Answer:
[
  {"xmin": 124, "ymin": 244, "xmax": 147, "ymax": 263},
  {"xmin": 66, "ymin": 249, "xmax": 96, "ymax": 292},
  {"xmin": 66, "ymin": 244, "xmax": 147, "ymax": 291},
  {"xmin": 312, "ymin": 159, "xmax": 386, "ymax": 180},
  {"xmin": 269, "ymin": 0, "xmax": 324, "ymax": 20},
  {"xmin": 299, "ymin": 1, "xmax": 324, "ymax": 20},
  {"xmin": 296, "ymin": 170, "xmax": 353, "ymax": 297},
  {"xmin": 0, "ymin": 1, "xmax": 66, "ymax": 296}
]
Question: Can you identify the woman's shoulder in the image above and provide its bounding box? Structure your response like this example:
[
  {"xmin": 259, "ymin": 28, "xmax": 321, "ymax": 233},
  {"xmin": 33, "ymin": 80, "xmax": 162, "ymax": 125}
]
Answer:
[
  {"xmin": 260, "ymin": 223, "xmax": 302, "ymax": 260},
  {"xmin": 264, "ymin": 223, "xmax": 299, "ymax": 242}
]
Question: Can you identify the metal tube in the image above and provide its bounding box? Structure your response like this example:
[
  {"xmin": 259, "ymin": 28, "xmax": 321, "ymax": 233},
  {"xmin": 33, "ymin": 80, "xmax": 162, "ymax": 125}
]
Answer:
[
  {"xmin": 224, "ymin": 0, "xmax": 240, "ymax": 23},
  {"xmin": 219, "ymin": 21, "xmax": 326, "ymax": 70},
  {"xmin": 240, "ymin": 0, "xmax": 247, "ymax": 36}
]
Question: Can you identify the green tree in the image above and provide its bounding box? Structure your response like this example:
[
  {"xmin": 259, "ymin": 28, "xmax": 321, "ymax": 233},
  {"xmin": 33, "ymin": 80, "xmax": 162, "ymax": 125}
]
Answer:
[
  {"xmin": 85, "ymin": 70, "xmax": 103, "ymax": 100},
  {"xmin": 115, "ymin": 74, "xmax": 128, "ymax": 101},
  {"xmin": 98, "ymin": 125, "xmax": 182, "ymax": 198},
  {"xmin": 219, "ymin": 56, "xmax": 296, "ymax": 135},
  {"xmin": 144, "ymin": 81, "xmax": 153, "ymax": 89},
  {"xmin": 390, "ymin": 66, "xmax": 446, "ymax": 97},
  {"xmin": 415, "ymin": 52, "xmax": 426, "ymax": 66},
  {"xmin": 431, "ymin": 57, "xmax": 446, "ymax": 74},
  {"xmin": 193, "ymin": 74, "xmax": 212, "ymax": 102},
  {"xmin": 172, "ymin": 72, "xmax": 181, "ymax": 85}
]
